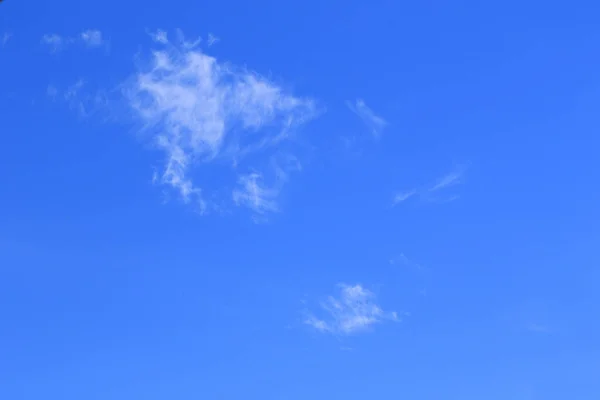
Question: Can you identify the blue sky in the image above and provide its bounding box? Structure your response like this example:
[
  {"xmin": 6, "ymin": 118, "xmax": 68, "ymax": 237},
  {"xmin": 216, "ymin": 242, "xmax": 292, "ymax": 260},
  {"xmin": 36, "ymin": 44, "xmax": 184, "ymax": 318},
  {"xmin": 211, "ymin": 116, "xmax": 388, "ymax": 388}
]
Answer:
[{"xmin": 1, "ymin": 0, "xmax": 600, "ymax": 399}]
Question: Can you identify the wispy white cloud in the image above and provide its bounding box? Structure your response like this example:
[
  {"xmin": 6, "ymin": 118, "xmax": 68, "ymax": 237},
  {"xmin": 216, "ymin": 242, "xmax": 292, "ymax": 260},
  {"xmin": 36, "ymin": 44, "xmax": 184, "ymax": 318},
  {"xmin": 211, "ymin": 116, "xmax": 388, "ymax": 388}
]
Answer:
[
  {"xmin": 149, "ymin": 29, "xmax": 169, "ymax": 44},
  {"xmin": 232, "ymin": 172, "xmax": 279, "ymax": 215},
  {"xmin": 41, "ymin": 30, "xmax": 107, "ymax": 52},
  {"xmin": 63, "ymin": 79, "xmax": 89, "ymax": 115},
  {"xmin": 124, "ymin": 31, "xmax": 320, "ymax": 215},
  {"xmin": 46, "ymin": 84, "xmax": 58, "ymax": 99},
  {"xmin": 391, "ymin": 187, "xmax": 418, "ymax": 206},
  {"xmin": 346, "ymin": 98, "xmax": 387, "ymax": 137},
  {"xmin": 175, "ymin": 29, "xmax": 202, "ymax": 49},
  {"xmin": 423, "ymin": 166, "xmax": 466, "ymax": 202},
  {"xmin": 150, "ymin": 29, "xmax": 210, "ymax": 49},
  {"xmin": 41, "ymin": 34, "xmax": 64, "ymax": 52},
  {"xmin": 80, "ymin": 30, "xmax": 105, "ymax": 47},
  {"xmin": 207, "ymin": 33, "xmax": 219, "ymax": 47},
  {"xmin": 389, "ymin": 253, "xmax": 423, "ymax": 270},
  {"xmin": 392, "ymin": 165, "xmax": 466, "ymax": 206},
  {"xmin": 392, "ymin": 189, "xmax": 417, "ymax": 205},
  {"xmin": 304, "ymin": 284, "xmax": 400, "ymax": 335},
  {"xmin": 429, "ymin": 168, "xmax": 464, "ymax": 192},
  {"xmin": 64, "ymin": 79, "xmax": 85, "ymax": 99}
]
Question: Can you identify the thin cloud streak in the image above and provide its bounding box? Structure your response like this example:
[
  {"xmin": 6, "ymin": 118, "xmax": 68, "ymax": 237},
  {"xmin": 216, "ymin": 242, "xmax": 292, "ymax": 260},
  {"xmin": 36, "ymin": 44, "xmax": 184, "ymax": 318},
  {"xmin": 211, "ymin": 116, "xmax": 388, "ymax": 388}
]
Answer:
[
  {"xmin": 429, "ymin": 168, "xmax": 464, "ymax": 192},
  {"xmin": 346, "ymin": 98, "xmax": 387, "ymax": 137},
  {"xmin": 392, "ymin": 189, "xmax": 417, "ymax": 205},
  {"xmin": 392, "ymin": 166, "xmax": 467, "ymax": 206},
  {"xmin": 207, "ymin": 33, "xmax": 219, "ymax": 46}
]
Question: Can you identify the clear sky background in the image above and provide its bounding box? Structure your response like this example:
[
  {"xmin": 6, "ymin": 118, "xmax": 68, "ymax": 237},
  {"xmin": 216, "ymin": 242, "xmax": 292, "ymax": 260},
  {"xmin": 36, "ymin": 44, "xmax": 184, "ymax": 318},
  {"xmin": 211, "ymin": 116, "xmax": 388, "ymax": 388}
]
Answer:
[{"xmin": 1, "ymin": 1, "xmax": 600, "ymax": 399}]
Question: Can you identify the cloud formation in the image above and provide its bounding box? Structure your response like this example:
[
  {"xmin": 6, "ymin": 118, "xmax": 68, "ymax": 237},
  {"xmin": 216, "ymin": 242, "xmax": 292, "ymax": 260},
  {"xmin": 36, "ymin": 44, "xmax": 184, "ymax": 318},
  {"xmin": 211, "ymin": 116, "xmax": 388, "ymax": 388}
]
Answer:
[
  {"xmin": 232, "ymin": 173, "xmax": 279, "ymax": 215},
  {"xmin": 124, "ymin": 32, "xmax": 320, "ymax": 215},
  {"xmin": 207, "ymin": 33, "xmax": 219, "ymax": 47},
  {"xmin": 41, "ymin": 34, "xmax": 63, "ymax": 52},
  {"xmin": 41, "ymin": 30, "xmax": 107, "ymax": 52},
  {"xmin": 429, "ymin": 169, "xmax": 464, "ymax": 192},
  {"xmin": 392, "ymin": 189, "xmax": 417, "ymax": 205},
  {"xmin": 392, "ymin": 165, "xmax": 466, "ymax": 206},
  {"xmin": 149, "ymin": 29, "xmax": 169, "ymax": 45},
  {"xmin": 304, "ymin": 284, "xmax": 400, "ymax": 335},
  {"xmin": 80, "ymin": 30, "xmax": 105, "ymax": 47},
  {"xmin": 346, "ymin": 98, "xmax": 387, "ymax": 137}
]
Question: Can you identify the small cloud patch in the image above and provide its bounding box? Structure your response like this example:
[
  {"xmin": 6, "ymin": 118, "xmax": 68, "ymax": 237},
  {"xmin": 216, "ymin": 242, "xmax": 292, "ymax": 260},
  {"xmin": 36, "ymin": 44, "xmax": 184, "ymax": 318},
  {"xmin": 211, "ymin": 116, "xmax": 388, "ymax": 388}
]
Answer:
[{"xmin": 304, "ymin": 283, "xmax": 401, "ymax": 335}]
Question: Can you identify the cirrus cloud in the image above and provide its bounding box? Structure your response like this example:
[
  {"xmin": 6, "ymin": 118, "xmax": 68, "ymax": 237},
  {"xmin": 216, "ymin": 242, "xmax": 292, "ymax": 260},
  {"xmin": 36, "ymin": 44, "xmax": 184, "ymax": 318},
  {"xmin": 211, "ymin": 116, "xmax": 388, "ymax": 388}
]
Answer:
[
  {"xmin": 304, "ymin": 283, "xmax": 401, "ymax": 335},
  {"xmin": 41, "ymin": 30, "xmax": 107, "ymax": 52},
  {"xmin": 124, "ymin": 31, "xmax": 321, "ymax": 215},
  {"xmin": 392, "ymin": 165, "xmax": 467, "ymax": 206},
  {"xmin": 346, "ymin": 98, "xmax": 387, "ymax": 138}
]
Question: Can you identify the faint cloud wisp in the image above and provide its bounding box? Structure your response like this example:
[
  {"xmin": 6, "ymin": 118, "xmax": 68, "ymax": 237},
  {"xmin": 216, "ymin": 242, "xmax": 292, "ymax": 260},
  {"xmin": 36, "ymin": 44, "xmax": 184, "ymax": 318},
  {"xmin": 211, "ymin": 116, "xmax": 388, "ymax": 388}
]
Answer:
[
  {"xmin": 41, "ymin": 30, "xmax": 107, "ymax": 52},
  {"xmin": 41, "ymin": 34, "xmax": 64, "ymax": 52},
  {"xmin": 207, "ymin": 33, "xmax": 219, "ymax": 46},
  {"xmin": 392, "ymin": 189, "xmax": 417, "ymax": 205},
  {"xmin": 80, "ymin": 30, "xmax": 105, "ymax": 47},
  {"xmin": 389, "ymin": 253, "xmax": 423, "ymax": 270},
  {"xmin": 346, "ymin": 98, "xmax": 387, "ymax": 138},
  {"xmin": 1, "ymin": 32, "xmax": 11, "ymax": 46},
  {"xmin": 47, "ymin": 80, "xmax": 108, "ymax": 117},
  {"xmin": 429, "ymin": 168, "xmax": 464, "ymax": 192},
  {"xmin": 392, "ymin": 165, "xmax": 467, "ymax": 206},
  {"xmin": 232, "ymin": 173, "xmax": 279, "ymax": 215}
]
